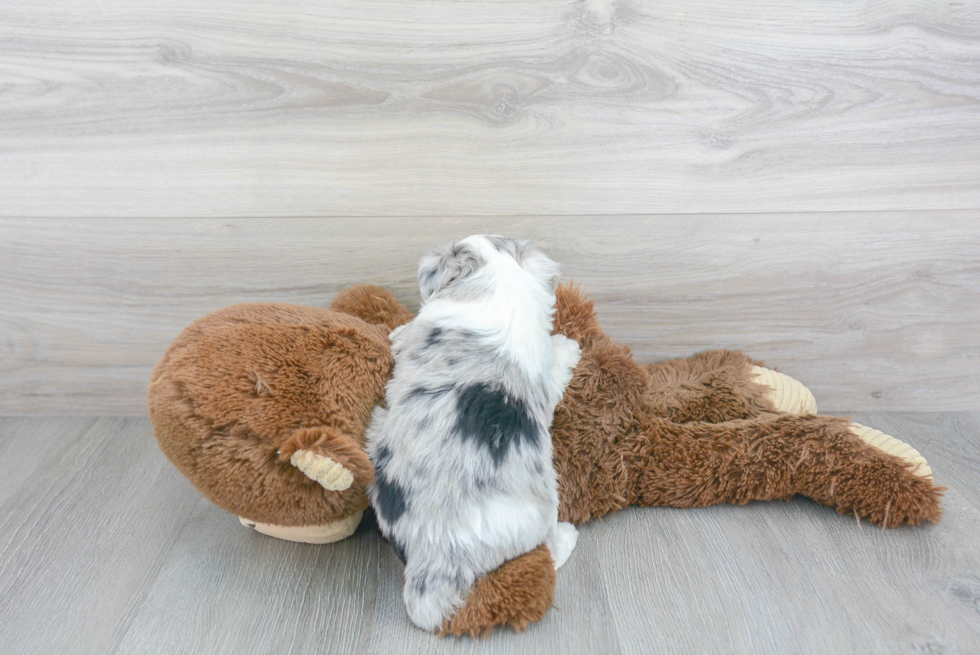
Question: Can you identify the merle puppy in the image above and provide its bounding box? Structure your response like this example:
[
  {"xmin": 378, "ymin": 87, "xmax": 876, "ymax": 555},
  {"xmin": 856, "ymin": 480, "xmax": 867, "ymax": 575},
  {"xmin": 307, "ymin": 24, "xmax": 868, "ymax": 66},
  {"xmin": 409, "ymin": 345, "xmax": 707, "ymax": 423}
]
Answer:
[{"xmin": 366, "ymin": 235, "xmax": 581, "ymax": 632}]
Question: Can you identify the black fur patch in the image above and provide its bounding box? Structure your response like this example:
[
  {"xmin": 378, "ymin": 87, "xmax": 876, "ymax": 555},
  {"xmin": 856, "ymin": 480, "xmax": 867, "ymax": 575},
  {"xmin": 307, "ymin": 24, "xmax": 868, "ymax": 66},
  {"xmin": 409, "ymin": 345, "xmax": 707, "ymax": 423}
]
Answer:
[
  {"xmin": 454, "ymin": 383, "xmax": 538, "ymax": 465},
  {"xmin": 390, "ymin": 535, "xmax": 407, "ymax": 564},
  {"xmin": 426, "ymin": 327, "xmax": 443, "ymax": 346},
  {"xmin": 407, "ymin": 385, "xmax": 453, "ymax": 400},
  {"xmin": 373, "ymin": 446, "xmax": 407, "ymax": 526},
  {"xmin": 374, "ymin": 445, "xmax": 392, "ymax": 472}
]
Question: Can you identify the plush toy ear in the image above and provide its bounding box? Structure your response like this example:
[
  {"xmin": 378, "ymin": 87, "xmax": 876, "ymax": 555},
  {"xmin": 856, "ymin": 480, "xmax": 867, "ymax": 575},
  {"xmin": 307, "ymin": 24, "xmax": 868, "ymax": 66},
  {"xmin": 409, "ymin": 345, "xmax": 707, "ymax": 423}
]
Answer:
[
  {"xmin": 278, "ymin": 427, "xmax": 375, "ymax": 489},
  {"xmin": 418, "ymin": 241, "xmax": 486, "ymax": 302},
  {"xmin": 521, "ymin": 245, "xmax": 561, "ymax": 292}
]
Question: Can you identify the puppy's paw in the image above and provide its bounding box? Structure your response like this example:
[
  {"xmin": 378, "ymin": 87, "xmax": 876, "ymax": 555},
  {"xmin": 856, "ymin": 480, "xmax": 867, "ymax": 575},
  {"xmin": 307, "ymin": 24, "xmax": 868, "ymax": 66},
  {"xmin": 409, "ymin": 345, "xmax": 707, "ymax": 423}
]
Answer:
[
  {"xmin": 548, "ymin": 335, "xmax": 581, "ymax": 405},
  {"xmin": 547, "ymin": 522, "xmax": 578, "ymax": 570},
  {"xmin": 290, "ymin": 450, "xmax": 355, "ymax": 491},
  {"xmin": 552, "ymin": 334, "xmax": 582, "ymax": 371}
]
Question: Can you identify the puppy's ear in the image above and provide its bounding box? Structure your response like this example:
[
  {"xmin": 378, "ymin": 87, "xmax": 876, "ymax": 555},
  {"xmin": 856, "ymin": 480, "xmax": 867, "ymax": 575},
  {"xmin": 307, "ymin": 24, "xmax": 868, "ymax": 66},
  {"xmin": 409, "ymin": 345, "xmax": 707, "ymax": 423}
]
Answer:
[
  {"xmin": 485, "ymin": 235, "xmax": 525, "ymax": 259},
  {"xmin": 520, "ymin": 244, "xmax": 561, "ymax": 292},
  {"xmin": 418, "ymin": 241, "xmax": 486, "ymax": 302}
]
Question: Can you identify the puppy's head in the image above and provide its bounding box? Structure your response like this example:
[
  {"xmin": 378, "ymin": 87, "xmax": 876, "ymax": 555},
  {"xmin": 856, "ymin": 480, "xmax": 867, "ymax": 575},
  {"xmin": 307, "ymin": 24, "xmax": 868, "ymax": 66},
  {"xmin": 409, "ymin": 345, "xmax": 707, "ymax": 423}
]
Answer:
[{"xmin": 418, "ymin": 235, "xmax": 559, "ymax": 303}]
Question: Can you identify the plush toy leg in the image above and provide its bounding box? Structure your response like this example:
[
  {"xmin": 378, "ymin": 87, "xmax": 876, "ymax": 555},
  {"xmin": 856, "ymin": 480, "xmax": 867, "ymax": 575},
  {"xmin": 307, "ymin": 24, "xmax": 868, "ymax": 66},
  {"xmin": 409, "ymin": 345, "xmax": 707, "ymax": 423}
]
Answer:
[
  {"xmin": 643, "ymin": 350, "xmax": 805, "ymax": 422},
  {"xmin": 628, "ymin": 414, "xmax": 943, "ymax": 527},
  {"xmin": 440, "ymin": 544, "xmax": 557, "ymax": 638},
  {"xmin": 329, "ymin": 285, "xmax": 414, "ymax": 332},
  {"xmin": 848, "ymin": 422, "xmax": 932, "ymax": 479}
]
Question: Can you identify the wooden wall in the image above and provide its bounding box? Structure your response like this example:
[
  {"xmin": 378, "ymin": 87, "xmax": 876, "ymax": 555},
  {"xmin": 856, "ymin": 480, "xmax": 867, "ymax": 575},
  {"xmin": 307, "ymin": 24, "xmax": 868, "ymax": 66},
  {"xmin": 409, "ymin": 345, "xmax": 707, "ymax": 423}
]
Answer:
[
  {"xmin": 1, "ymin": 0, "xmax": 978, "ymax": 414},
  {"xmin": 1, "ymin": 216, "xmax": 978, "ymax": 414}
]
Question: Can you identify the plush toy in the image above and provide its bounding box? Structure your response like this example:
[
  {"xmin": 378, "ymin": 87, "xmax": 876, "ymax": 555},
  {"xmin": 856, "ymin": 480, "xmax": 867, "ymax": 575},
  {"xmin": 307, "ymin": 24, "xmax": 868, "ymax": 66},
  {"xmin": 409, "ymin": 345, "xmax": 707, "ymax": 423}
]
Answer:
[
  {"xmin": 148, "ymin": 286, "xmax": 412, "ymax": 543},
  {"xmin": 148, "ymin": 283, "xmax": 943, "ymax": 636}
]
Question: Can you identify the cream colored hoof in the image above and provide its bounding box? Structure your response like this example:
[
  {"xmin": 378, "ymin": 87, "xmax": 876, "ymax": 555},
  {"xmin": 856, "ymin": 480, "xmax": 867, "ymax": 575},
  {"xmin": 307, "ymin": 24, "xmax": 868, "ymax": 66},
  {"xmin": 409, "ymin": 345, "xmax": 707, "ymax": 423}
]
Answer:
[
  {"xmin": 751, "ymin": 366, "xmax": 818, "ymax": 415},
  {"xmin": 849, "ymin": 423, "xmax": 932, "ymax": 479},
  {"xmin": 239, "ymin": 511, "xmax": 363, "ymax": 544},
  {"xmin": 290, "ymin": 449, "xmax": 354, "ymax": 491}
]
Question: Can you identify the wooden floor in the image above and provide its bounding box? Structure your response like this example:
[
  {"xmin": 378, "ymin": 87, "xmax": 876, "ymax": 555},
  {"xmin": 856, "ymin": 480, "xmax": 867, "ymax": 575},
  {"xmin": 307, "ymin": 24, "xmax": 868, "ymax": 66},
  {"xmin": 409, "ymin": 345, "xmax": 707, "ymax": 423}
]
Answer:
[{"xmin": 1, "ymin": 413, "xmax": 978, "ymax": 654}]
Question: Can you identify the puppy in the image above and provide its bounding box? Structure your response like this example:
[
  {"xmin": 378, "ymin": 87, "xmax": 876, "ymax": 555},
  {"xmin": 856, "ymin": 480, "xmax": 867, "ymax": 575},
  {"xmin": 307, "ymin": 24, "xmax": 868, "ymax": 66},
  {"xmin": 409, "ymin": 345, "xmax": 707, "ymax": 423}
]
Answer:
[{"xmin": 366, "ymin": 235, "xmax": 581, "ymax": 632}]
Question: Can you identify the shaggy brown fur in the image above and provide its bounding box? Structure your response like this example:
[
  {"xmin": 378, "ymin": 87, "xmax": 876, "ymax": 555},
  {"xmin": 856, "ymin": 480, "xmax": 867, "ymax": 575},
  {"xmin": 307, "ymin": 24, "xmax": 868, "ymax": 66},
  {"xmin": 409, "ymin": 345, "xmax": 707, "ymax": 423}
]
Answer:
[
  {"xmin": 148, "ymin": 287, "xmax": 412, "ymax": 527},
  {"xmin": 150, "ymin": 282, "xmax": 944, "ymax": 638},
  {"xmin": 644, "ymin": 349, "xmax": 777, "ymax": 423},
  {"xmin": 439, "ymin": 544, "xmax": 556, "ymax": 638},
  {"xmin": 329, "ymin": 284, "xmax": 415, "ymax": 332}
]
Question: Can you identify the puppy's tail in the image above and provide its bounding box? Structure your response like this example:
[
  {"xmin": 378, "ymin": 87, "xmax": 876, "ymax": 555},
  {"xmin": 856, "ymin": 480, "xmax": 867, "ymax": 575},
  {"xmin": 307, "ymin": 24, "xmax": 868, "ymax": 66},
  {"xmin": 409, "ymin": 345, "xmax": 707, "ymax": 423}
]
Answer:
[{"xmin": 403, "ymin": 566, "xmax": 473, "ymax": 632}]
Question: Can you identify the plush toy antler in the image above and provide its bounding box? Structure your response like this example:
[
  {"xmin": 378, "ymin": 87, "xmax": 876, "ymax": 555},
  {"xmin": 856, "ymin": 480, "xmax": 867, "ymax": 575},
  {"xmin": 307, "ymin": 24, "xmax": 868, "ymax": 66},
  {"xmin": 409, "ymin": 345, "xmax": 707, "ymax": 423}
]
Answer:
[{"xmin": 442, "ymin": 283, "xmax": 944, "ymax": 636}]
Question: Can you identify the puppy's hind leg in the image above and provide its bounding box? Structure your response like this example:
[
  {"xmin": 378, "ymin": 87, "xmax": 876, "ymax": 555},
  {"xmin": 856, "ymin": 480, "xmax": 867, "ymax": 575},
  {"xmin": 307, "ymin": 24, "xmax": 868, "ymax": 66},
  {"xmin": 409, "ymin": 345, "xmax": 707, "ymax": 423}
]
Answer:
[
  {"xmin": 403, "ymin": 563, "xmax": 473, "ymax": 633},
  {"xmin": 546, "ymin": 522, "xmax": 578, "ymax": 570}
]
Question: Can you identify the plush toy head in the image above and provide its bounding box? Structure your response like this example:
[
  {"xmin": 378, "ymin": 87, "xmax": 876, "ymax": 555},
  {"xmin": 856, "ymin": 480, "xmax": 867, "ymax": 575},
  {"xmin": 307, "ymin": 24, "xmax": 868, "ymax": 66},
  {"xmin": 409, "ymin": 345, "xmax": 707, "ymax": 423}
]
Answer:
[{"xmin": 148, "ymin": 286, "xmax": 413, "ymax": 543}]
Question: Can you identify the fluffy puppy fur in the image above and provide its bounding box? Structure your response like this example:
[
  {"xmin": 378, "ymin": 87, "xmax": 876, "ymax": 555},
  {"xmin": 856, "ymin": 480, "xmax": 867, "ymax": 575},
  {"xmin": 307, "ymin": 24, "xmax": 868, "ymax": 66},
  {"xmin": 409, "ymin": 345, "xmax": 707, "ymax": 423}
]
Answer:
[{"xmin": 366, "ymin": 235, "xmax": 581, "ymax": 632}]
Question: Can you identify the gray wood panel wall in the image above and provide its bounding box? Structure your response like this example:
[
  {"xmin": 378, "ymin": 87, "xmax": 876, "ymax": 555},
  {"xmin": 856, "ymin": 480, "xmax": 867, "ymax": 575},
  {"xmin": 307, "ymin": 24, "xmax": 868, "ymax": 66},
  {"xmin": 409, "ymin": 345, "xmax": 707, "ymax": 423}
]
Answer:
[
  {"xmin": 2, "ymin": 0, "xmax": 979, "ymax": 217},
  {"xmin": 1, "ymin": 0, "xmax": 979, "ymax": 414},
  {"xmin": 1, "ymin": 216, "xmax": 978, "ymax": 415}
]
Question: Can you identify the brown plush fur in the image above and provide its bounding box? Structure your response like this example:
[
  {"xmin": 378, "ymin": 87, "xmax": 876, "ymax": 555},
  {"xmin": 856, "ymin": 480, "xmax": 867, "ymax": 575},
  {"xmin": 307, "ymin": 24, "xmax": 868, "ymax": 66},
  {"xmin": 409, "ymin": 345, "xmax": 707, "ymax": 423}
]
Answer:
[
  {"xmin": 644, "ymin": 349, "xmax": 777, "ymax": 423},
  {"xmin": 148, "ymin": 287, "xmax": 412, "ymax": 526},
  {"xmin": 439, "ymin": 544, "xmax": 556, "ymax": 638},
  {"xmin": 329, "ymin": 284, "xmax": 415, "ymax": 333},
  {"xmin": 150, "ymin": 282, "xmax": 944, "ymax": 638}
]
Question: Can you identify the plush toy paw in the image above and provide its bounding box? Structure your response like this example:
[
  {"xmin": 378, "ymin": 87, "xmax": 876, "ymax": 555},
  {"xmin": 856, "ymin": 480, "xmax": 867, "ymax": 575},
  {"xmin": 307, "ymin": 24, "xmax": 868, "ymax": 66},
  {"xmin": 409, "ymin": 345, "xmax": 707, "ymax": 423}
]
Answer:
[
  {"xmin": 849, "ymin": 422, "xmax": 933, "ymax": 479},
  {"xmin": 238, "ymin": 511, "xmax": 363, "ymax": 544},
  {"xmin": 751, "ymin": 366, "xmax": 818, "ymax": 415},
  {"xmin": 290, "ymin": 449, "xmax": 355, "ymax": 491}
]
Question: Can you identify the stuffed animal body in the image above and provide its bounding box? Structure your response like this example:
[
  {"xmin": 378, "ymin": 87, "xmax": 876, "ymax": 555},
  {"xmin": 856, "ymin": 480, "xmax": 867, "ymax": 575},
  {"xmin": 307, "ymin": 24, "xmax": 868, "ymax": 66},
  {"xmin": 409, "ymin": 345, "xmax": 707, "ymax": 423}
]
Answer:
[{"xmin": 366, "ymin": 236, "xmax": 579, "ymax": 631}]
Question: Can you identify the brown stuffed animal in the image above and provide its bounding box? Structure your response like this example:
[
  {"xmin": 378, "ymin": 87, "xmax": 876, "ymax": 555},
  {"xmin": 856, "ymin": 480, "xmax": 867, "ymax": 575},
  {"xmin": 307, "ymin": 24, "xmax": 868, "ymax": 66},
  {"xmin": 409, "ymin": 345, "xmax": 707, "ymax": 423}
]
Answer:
[
  {"xmin": 148, "ymin": 286, "xmax": 412, "ymax": 543},
  {"xmin": 148, "ymin": 283, "xmax": 943, "ymax": 635},
  {"xmin": 440, "ymin": 283, "xmax": 944, "ymax": 636}
]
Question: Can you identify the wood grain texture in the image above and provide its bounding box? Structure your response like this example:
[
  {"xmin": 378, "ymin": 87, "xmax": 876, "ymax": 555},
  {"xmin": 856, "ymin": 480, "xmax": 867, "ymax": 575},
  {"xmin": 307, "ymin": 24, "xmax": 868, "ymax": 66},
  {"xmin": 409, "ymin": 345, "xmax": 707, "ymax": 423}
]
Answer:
[
  {"xmin": 2, "ymin": 216, "xmax": 978, "ymax": 414},
  {"xmin": 0, "ymin": 418, "xmax": 207, "ymax": 655},
  {"xmin": 0, "ymin": 414, "xmax": 978, "ymax": 654},
  {"xmin": 1, "ymin": 0, "xmax": 978, "ymax": 217}
]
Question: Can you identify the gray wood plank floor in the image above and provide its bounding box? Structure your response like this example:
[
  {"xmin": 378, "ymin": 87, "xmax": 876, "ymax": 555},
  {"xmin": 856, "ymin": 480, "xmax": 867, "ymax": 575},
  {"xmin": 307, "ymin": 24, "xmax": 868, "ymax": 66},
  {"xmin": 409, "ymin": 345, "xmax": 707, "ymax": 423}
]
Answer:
[{"xmin": 1, "ymin": 414, "xmax": 978, "ymax": 654}]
